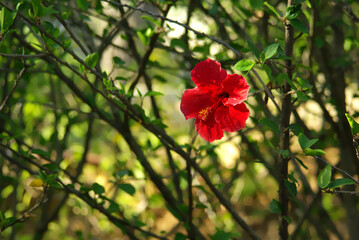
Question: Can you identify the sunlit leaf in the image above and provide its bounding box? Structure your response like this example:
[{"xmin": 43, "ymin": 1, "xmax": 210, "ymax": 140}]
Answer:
[
  {"xmin": 304, "ymin": 148, "xmax": 326, "ymax": 156},
  {"xmin": 85, "ymin": 52, "xmax": 99, "ymax": 68},
  {"xmin": 30, "ymin": 178, "xmax": 43, "ymax": 188},
  {"xmin": 264, "ymin": 2, "xmax": 283, "ymax": 17},
  {"xmin": 263, "ymin": 43, "xmax": 279, "ymax": 60},
  {"xmin": 318, "ymin": 165, "xmax": 332, "ymax": 188},
  {"xmin": 286, "ymin": 4, "xmax": 301, "ymax": 20},
  {"xmin": 345, "ymin": 113, "xmax": 359, "ymax": 135},
  {"xmin": 144, "ymin": 91, "xmax": 164, "ymax": 97},
  {"xmin": 233, "ymin": 59, "xmax": 254, "ymax": 72}
]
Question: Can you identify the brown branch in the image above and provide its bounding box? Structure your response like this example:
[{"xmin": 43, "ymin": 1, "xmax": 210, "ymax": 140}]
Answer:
[
  {"xmin": 0, "ymin": 66, "xmax": 29, "ymax": 111},
  {"xmin": 279, "ymin": 0, "xmax": 294, "ymax": 239}
]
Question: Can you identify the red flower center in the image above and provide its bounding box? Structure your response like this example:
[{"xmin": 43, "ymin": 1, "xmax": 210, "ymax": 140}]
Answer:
[{"xmin": 197, "ymin": 91, "xmax": 229, "ymax": 121}]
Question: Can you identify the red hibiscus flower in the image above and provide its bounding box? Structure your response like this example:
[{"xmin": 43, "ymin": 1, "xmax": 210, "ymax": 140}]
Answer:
[{"xmin": 180, "ymin": 59, "xmax": 250, "ymax": 142}]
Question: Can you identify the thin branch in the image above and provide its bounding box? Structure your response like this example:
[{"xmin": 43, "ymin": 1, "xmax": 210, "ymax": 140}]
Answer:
[
  {"xmin": 0, "ymin": 148, "xmax": 166, "ymax": 240},
  {"xmin": 315, "ymin": 156, "xmax": 359, "ymax": 185},
  {"xmin": 251, "ymin": 69, "xmax": 281, "ymax": 112},
  {"xmin": 0, "ymin": 66, "xmax": 29, "ymax": 111},
  {"xmin": 100, "ymin": 0, "xmax": 242, "ymax": 57},
  {"xmin": 0, "ymin": 188, "xmax": 48, "ymax": 232},
  {"xmin": 0, "ymin": 52, "xmax": 48, "ymax": 58},
  {"xmin": 327, "ymin": 190, "xmax": 359, "ymax": 195}
]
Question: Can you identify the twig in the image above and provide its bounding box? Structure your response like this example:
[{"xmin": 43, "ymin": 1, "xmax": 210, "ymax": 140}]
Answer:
[
  {"xmin": 100, "ymin": 0, "xmax": 242, "ymax": 57},
  {"xmin": 0, "ymin": 66, "xmax": 29, "ymax": 111},
  {"xmin": 0, "ymin": 52, "xmax": 47, "ymax": 58},
  {"xmin": 0, "ymin": 188, "xmax": 48, "ymax": 232},
  {"xmin": 251, "ymin": 69, "xmax": 281, "ymax": 112},
  {"xmin": 341, "ymin": 0, "xmax": 359, "ymax": 23},
  {"xmin": 186, "ymin": 131, "xmax": 197, "ymax": 240},
  {"xmin": 314, "ymin": 156, "xmax": 359, "ymax": 185},
  {"xmin": 328, "ymin": 190, "xmax": 359, "ymax": 195}
]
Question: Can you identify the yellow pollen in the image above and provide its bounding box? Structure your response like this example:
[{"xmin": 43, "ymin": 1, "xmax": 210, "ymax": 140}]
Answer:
[{"xmin": 198, "ymin": 107, "xmax": 211, "ymax": 120}]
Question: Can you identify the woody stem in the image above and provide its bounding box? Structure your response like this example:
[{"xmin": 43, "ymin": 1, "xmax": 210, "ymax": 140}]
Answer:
[{"xmin": 279, "ymin": 0, "xmax": 294, "ymax": 239}]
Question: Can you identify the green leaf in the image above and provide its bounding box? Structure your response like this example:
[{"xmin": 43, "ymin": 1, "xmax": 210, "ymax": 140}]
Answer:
[
  {"xmin": 118, "ymin": 183, "xmax": 136, "ymax": 196},
  {"xmin": 263, "ymin": 43, "xmax": 279, "ymax": 60},
  {"xmin": 39, "ymin": 170, "xmax": 47, "ymax": 181},
  {"xmin": 49, "ymin": 181, "xmax": 62, "ymax": 189},
  {"xmin": 117, "ymin": 170, "xmax": 131, "ymax": 178},
  {"xmin": 92, "ymin": 183, "xmax": 105, "ymax": 195},
  {"xmin": 144, "ymin": 91, "xmax": 164, "ymax": 97},
  {"xmin": 31, "ymin": 0, "xmax": 40, "ymax": 17},
  {"xmin": 247, "ymin": 40, "xmax": 261, "ymax": 59},
  {"xmin": 171, "ymin": 38, "xmax": 187, "ymax": 50},
  {"xmin": 43, "ymin": 163, "xmax": 59, "ymax": 173},
  {"xmin": 165, "ymin": 204, "xmax": 182, "ymax": 221},
  {"xmin": 108, "ymin": 201, "xmax": 120, "ymax": 213},
  {"xmin": 297, "ymin": 91, "xmax": 309, "ymax": 102},
  {"xmin": 31, "ymin": 148, "xmax": 51, "ymax": 158},
  {"xmin": 286, "ymin": 4, "xmax": 301, "ymax": 20},
  {"xmin": 289, "ymin": 123, "xmax": 303, "ymax": 136},
  {"xmin": 290, "ymin": 18, "xmax": 309, "ymax": 34},
  {"xmin": 345, "ymin": 113, "xmax": 359, "ymax": 135},
  {"xmin": 260, "ymin": 52, "xmax": 266, "ymax": 66},
  {"xmin": 151, "ymin": 118, "xmax": 168, "ymax": 129},
  {"xmin": 45, "ymin": 173, "xmax": 58, "ymax": 184},
  {"xmin": 277, "ymin": 73, "xmax": 296, "ymax": 89},
  {"xmin": 137, "ymin": 30, "xmax": 148, "ymax": 46},
  {"xmin": 264, "ymin": 2, "xmax": 283, "ymax": 17},
  {"xmin": 249, "ymin": 0, "xmax": 263, "ymax": 9},
  {"xmin": 295, "ymin": 157, "xmax": 308, "ymax": 169},
  {"xmin": 327, "ymin": 178, "xmax": 354, "ymax": 189},
  {"xmin": 113, "ymin": 56, "xmax": 125, "ymax": 65},
  {"xmin": 76, "ymin": 0, "xmax": 90, "ymax": 11},
  {"xmin": 259, "ymin": 117, "xmax": 280, "ymax": 133},
  {"xmin": 85, "ymin": 52, "xmax": 99, "ymax": 68},
  {"xmin": 195, "ymin": 203, "xmax": 207, "ymax": 209},
  {"xmin": 141, "ymin": 15, "xmax": 161, "ymax": 27},
  {"xmin": 136, "ymin": 88, "xmax": 142, "ymax": 97},
  {"xmin": 304, "ymin": 148, "xmax": 326, "ymax": 156},
  {"xmin": 211, "ymin": 230, "xmax": 232, "ymax": 240},
  {"xmin": 269, "ymin": 199, "xmax": 282, "ymax": 213},
  {"xmin": 278, "ymin": 149, "xmax": 289, "ymax": 158},
  {"xmin": 174, "ymin": 233, "xmax": 187, "ymax": 240},
  {"xmin": 318, "ymin": 165, "xmax": 332, "ymax": 188},
  {"xmin": 284, "ymin": 216, "xmax": 292, "ymax": 224},
  {"xmin": 80, "ymin": 184, "xmax": 91, "ymax": 193},
  {"xmin": 0, "ymin": 7, "xmax": 16, "ymax": 34},
  {"xmin": 38, "ymin": 5, "xmax": 58, "ymax": 17},
  {"xmin": 233, "ymin": 59, "xmax": 254, "ymax": 72},
  {"xmin": 284, "ymin": 179, "xmax": 297, "ymax": 197},
  {"xmin": 298, "ymin": 133, "xmax": 318, "ymax": 149}
]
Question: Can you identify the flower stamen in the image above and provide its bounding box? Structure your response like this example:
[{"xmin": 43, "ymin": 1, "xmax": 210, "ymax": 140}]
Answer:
[{"xmin": 198, "ymin": 107, "xmax": 211, "ymax": 120}]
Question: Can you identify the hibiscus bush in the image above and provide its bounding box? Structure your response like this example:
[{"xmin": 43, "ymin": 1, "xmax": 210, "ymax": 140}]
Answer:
[{"xmin": 1, "ymin": 0, "xmax": 359, "ymax": 239}]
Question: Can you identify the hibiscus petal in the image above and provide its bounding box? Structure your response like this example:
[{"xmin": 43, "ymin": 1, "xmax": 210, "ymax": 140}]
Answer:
[
  {"xmin": 214, "ymin": 103, "xmax": 250, "ymax": 132},
  {"xmin": 195, "ymin": 114, "xmax": 223, "ymax": 142},
  {"xmin": 191, "ymin": 59, "xmax": 227, "ymax": 90},
  {"xmin": 180, "ymin": 87, "xmax": 214, "ymax": 120},
  {"xmin": 222, "ymin": 74, "xmax": 249, "ymax": 106}
]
